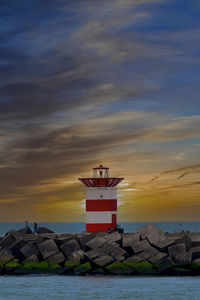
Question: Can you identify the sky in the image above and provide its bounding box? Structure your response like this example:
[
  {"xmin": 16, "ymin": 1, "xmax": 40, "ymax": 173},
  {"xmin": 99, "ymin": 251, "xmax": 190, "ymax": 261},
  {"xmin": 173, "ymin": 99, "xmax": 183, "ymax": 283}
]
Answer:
[{"xmin": 0, "ymin": 0, "xmax": 200, "ymax": 222}]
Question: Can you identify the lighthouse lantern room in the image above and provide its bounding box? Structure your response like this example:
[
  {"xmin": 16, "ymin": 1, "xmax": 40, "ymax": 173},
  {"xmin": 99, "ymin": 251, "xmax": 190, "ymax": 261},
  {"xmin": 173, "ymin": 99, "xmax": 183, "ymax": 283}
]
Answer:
[{"xmin": 79, "ymin": 164, "xmax": 124, "ymax": 233}]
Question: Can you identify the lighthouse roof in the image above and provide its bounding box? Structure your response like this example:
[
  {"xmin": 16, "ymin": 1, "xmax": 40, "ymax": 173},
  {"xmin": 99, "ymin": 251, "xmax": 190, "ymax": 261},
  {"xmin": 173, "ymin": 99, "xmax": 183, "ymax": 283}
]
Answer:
[{"xmin": 93, "ymin": 164, "xmax": 109, "ymax": 170}]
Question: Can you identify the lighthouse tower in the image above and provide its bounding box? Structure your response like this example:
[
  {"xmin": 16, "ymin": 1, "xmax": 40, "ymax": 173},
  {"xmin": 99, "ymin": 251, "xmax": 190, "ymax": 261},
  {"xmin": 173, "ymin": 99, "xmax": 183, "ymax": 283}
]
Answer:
[{"xmin": 79, "ymin": 165, "xmax": 124, "ymax": 233}]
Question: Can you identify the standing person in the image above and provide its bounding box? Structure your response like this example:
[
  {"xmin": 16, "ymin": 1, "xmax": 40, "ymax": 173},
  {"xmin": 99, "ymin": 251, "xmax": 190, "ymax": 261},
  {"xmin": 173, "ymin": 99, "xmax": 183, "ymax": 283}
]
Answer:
[
  {"xmin": 25, "ymin": 221, "xmax": 28, "ymax": 228},
  {"xmin": 34, "ymin": 222, "xmax": 38, "ymax": 234}
]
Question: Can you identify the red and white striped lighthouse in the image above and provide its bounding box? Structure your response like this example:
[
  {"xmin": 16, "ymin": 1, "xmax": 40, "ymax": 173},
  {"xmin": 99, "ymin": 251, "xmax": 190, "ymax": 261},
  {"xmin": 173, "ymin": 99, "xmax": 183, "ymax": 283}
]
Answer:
[{"xmin": 79, "ymin": 164, "xmax": 124, "ymax": 233}]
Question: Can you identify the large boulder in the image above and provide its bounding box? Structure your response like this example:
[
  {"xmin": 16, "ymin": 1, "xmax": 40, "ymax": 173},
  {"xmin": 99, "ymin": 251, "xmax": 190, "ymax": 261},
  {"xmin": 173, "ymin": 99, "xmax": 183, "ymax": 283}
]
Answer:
[
  {"xmin": 47, "ymin": 252, "xmax": 65, "ymax": 264},
  {"xmin": 137, "ymin": 224, "xmax": 166, "ymax": 243},
  {"xmin": 60, "ymin": 239, "xmax": 80, "ymax": 257},
  {"xmin": 131, "ymin": 239, "xmax": 150, "ymax": 254},
  {"xmin": 137, "ymin": 246, "xmax": 160, "ymax": 260},
  {"xmin": 122, "ymin": 233, "xmax": 139, "ymax": 248},
  {"xmin": 190, "ymin": 234, "xmax": 200, "ymax": 247},
  {"xmin": 74, "ymin": 262, "xmax": 92, "ymax": 275},
  {"xmin": 77, "ymin": 233, "xmax": 95, "ymax": 250},
  {"xmin": 85, "ymin": 235, "xmax": 110, "ymax": 249},
  {"xmin": 0, "ymin": 249, "xmax": 15, "ymax": 263},
  {"xmin": 168, "ymin": 243, "xmax": 186, "ymax": 258},
  {"xmin": 191, "ymin": 246, "xmax": 200, "ymax": 260},
  {"xmin": 174, "ymin": 251, "xmax": 192, "ymax": 265},
  {"xmin": 68, "ymin": 250, "xmax": 85, "ymax": 264},
  {"xmin": 22, "ymin": 255, "xmax": 39, "ymax": 263},
  {"xmin": 151, "ymin": 237, "xmax": 175, "ymax": 251},
  {"xmin": 37, "ymin": 239, "xmax": 59, "ymax": 259},
  {"xmin": 86, "ymin": 248, "xmax": 105, "ymax": 260},
  {"xmin": 18, "ymin": 227, "xmax": 33, "ymax": 234},
  {"xmin": 175, "ymin": 235, "xmax": 191, "ymax": 251},
  {"xmin": 20, "ymin": 242, "xmax": 40, "ymax": 258},
  {"xmin": 93, "ymin": 255, "xmax": 114, "ymax": 267},
  {"xmin": 37, "ymin": 227, "xmax": 54, "ymax": 234},
  {"xmin": 106, "ymin": 262, "xmax": 133, "ymax": 275}
]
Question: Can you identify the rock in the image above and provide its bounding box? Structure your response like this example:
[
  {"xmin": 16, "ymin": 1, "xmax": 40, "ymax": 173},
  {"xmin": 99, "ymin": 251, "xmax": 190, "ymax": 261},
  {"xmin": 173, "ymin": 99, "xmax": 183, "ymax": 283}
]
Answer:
[
  {"xmin": 175, "ymin": 235, "xmax": 191, "ymax": 251},
  {"xmin": 106, "ymin": 262, "xmax": 133, "ymax": 275},
  {"xmin": 0, "ymin": 232, "xmax": 21, "ymax": 248},
  {"xmin": 190, "ymin": 234, "xmax": 200, "ymax": 247},
  {"xmin": 174, "ymin": 251, "xmax": 192, "ymax": 265},
  {"xmin": 18, "ymin": 227, "xmax": 33, "ymax": 234},
  {"xmin": 74, "ymin": 262, "xmax": 92, "ymax": 275},
  {"xmin": 37, "ymin": 239, "xmax": 59, "ymax": 259},
  {"xmin": 168, "ymin": 243, "xmax": 186, "ymax": 257},
  {"xmin": 90, "ymin": 268, "xmax": 105, "ymax": 275},
  {"xmin": 124, "ymin": 255, "xmax": 143, "ymax": 264},
  {"xmin": 85, "ymin": 235, "xmax": 110, "ymax": 249},
  {"xmin": 149, "ymin": 253, "xmax": 173, "ymax": 272},
  {"xmin": 37, "ymin": 227, "xmax": 54, "ymax": 234},
  {"xmin": 137, "ymin": 224, "xmax": 166, "ymax": 243},
  {"xmin": 26, "ymin": 261, "xmax": 50, "ymax": 274},
  {"xmin": 151, "ymin": 237, "xmax": 175, "ymax": 251},
  {"xmin": 191, "ymin": 258, "xmax": 200, "ymax": 270},
  {"xmin": 20, "ymin": 242, "xmax": 40, "ymax": 258},
  {"xmin": 148, "ymin": 252, "xmax": 167, "ymax": 264},
  {"xmin": 109, "ymin": 231, "xmax": 121, "ymax": 243},
  {"xmin": 77, "ymin": 233, "xmax": 95, "ymax": 250},
  {"xmin": 22, "ymin": 234, "xmax": 39, "ymax": 242},
  {"xmin": 4, "ymin": 261, "xmax": 21, "ymax": 273},
  {"xmin": 0, "ymin": 249, "xmax": 14, "ymax": 263},
  {"xmin": 170, "ymin": 267, "xmax": 194, "ymax": 276},
  {"xmin": 54, "ymin": 237, "xmax": 74, "ymax": 246},
  {"xmin": 191, "ymin": 246, "xmax": 200, "ymax": 260},
  {"xmin": 63, "ymin": 260, "xmax": 80, "ymax": 271},
  {"xmin": 138, "ymin": 246, "xmax": 160, "ymax": 260},
  {"xmin": 132, "ymin": 261, "xmax": 159, "ymax": 275},
  {"xmin": 109, "ymin": 247, "xmax": 127, "ymax": 260},
  {"xmin": 22, "ymin": 255, "xmax": 39, "ymax": 263},
  {"xmin": 60, "ymin": 239, "xmax": 80, "ymax": 257},
  {"xmin": 100, "ymin": 240, "xmax": 120, "ymax": 255},
  {"xmin": 47, "ymin": 252, "xmax": 65, "ymax": 264},
  {"xmin": 122, "ymin": 233, "xmax": 139, "ymax": 248},
  {"xmin": 93, "ymin": 255, "xmax": 115, "ymax": 267},
  {"xmin": 68, "ymin": 250, "xmax": 85, "ymax": 264},
  {"xmin": 131, "ymin": 239, "xmax": 150, "ymax": 254},
  {"xmin": 86, "ymin": 248, "xmax": 105, "ymax": 260}
]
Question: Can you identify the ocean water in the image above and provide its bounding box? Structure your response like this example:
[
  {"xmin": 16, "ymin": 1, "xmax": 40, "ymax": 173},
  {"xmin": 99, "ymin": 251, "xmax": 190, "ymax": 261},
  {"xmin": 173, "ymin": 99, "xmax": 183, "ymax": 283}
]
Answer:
[
  {"xmin": 1, "ymin": 222, "xmax": 200, "ymax": 300},
  {"xmin": 0, "ymin": 275, "xmax": 200, "ymax": 300},
  {"xmin": 1, "ymin": 221, "xmax": 200, "ymax": 237}
]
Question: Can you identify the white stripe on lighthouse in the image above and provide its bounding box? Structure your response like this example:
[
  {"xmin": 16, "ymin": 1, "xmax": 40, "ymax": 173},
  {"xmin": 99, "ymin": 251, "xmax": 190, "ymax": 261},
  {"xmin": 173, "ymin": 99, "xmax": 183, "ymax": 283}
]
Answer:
[
  {"xmin": 86, "ymin": 211, "xmax": 116, "ymax": 224},
  {"xmin": 86, "ymin": 187, "xmax": 117, "ymax": 199}
]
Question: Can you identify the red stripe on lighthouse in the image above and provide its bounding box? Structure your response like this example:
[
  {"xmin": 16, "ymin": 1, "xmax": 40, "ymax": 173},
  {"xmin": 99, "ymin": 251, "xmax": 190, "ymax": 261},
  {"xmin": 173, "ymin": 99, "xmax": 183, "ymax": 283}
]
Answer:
[{"xmin": 86, "ymin": 199, "xmax": 117, "ymax": 211}]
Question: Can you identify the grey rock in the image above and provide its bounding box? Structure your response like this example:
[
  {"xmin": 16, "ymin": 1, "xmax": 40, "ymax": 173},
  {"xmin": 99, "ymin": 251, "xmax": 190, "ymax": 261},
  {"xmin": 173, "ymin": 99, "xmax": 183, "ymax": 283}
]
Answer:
[
  {"xmin": 137, "ymin": 224, "xmax": 166, "ymax": 243},
  {"xmin": 60, "ymin": 239, "xmax": 80, "ymax": 257},
  {"xmin": 22, "ymin": 234, "xmax": 39, "ymax": 242},
  {"xmin": 0, "ymin": 232, "xmax": 20, "ymax": 248},
  {"xmin": 18, "ymin": 227, "xmax": 33, "ymax": 234},
  {"xmin": 22, "ymin": 255, "xmax": 39, "ymax": 263},
  {"xmin": 0, "ymin": 249, "xmax": 14, "ymax": 263},
  {"xmin": 168, "ymin": 243, "xmax": 186, "ymax": 257},
  {"xmin": 37, "ymin": 227, "xmax": 54, "ymax": 234},
  {"xmin": 100, "ymin": 240, "xmax": 120, "ymax": 255},
  {"xmin": 154, "ymin": 257, "xmax": 174, "ymax": 272},
  {"xmin": 37, "ymin": 239, "xmax": 59, "ymax": 259},
  {"xmin": 94, "ymin": 255, "xmax": 114, "ymax": 267},
  {"xmin": 85, "ymin": 235, "xmax": 110, "ymax": 249},
  {"xmin": 148, "ymin": 252, "xmax": 167, "ymax": 264},
  {"xmin": 77, "ymin": 233, "xmax": 95, "ymax": 250},
  {"xmin": 20, "ymin": 242, "xmax": 40, "ymax": 258},
  {"xmin": 174, "ymin": 251, "xmax": 192, "ymax": 265},
  {"xmin": 124, "ymin": 255, "xmax": 143, "ymax": 264},
  {"xmin": 151, "ymin": 237, "xmax": 175, "ymax": 250},
  {"xmin": 131, "ymin": 239, "xmax": 150, "ymax": 253},
  {"xmin": 191, "ymin": 246, "xmax": 200, "ymax": 260},
  {"xmin": 190, "ymin": 234, "xmax": 200, "ymax": 247},
  {"xmin": 68, "ymin": 250, "xmax": 85, "ymax": 264},
  {"xmin": 175, "ymin": 235, "xmax": 191, "ymax": 251},
  {"xmin": 122, "ymin": 233, "xmax": 140, "ymax": 248},
  {"xmin": 138, "ymin": 246, "xmax": 160, "ymax": 260},
  {"xmin": 110, "ymin": 247, "xmax": 127, "ymax": 260},
  {"xmin": 47, "ymin": 252, "xmax": 65, "ymax": 264},
  {"xmin": 109, "ymin": 232, "xmax": 121, "ymax": 242},
  {"xmin": 86, "ymin": 248, "xmax": 105, "ymax": 260}
]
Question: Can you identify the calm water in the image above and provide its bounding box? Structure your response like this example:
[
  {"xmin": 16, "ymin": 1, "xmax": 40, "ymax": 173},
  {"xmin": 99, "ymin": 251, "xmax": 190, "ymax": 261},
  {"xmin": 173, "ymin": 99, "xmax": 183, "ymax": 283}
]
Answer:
[
  {"xmin": 0, "ymin": 275, "xmax": 200, "ymax": 300},
  {"xmin": 1, "ymin": 222, "xmax": 200, "ymax": 300},
  {"xmin": 1, "ymin": 221, "xmax": 200, "ymax": 237}
]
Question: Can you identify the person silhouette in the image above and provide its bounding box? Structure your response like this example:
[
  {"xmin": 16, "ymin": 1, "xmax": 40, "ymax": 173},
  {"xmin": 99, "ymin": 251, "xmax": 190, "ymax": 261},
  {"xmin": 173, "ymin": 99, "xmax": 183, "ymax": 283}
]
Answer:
[{"xmin": 34, "ymin": 222, "xmax": 38, "ymax": 234}]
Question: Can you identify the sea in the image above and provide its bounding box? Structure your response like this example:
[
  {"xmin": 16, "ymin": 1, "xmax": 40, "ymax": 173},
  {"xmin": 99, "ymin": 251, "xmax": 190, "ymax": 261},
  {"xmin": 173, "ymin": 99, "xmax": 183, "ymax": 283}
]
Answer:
[{"xmin": 0, "ymin": 222, "xmax": 200, "ymax": 300}]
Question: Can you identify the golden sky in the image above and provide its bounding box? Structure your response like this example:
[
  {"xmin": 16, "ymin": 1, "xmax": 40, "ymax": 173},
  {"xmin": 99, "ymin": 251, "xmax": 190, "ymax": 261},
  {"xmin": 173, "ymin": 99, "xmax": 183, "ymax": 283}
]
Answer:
[{"xmin": 0, "ymin": 0, "xmax": 200, "ymax": 222}]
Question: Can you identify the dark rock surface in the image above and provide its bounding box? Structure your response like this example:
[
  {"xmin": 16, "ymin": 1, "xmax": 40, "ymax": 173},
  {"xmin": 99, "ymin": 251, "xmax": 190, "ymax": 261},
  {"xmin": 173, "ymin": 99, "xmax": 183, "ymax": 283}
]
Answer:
[{"xmin": 1, "ymin": 224, "xmax": 200, "ymax": 276}]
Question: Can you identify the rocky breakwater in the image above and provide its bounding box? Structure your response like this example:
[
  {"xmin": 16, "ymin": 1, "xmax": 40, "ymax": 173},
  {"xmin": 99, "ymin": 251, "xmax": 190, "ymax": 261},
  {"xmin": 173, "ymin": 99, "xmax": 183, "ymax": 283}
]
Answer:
[{"xmin": 1, "ymin": 224, "xmax": 200, "ymax": 275}]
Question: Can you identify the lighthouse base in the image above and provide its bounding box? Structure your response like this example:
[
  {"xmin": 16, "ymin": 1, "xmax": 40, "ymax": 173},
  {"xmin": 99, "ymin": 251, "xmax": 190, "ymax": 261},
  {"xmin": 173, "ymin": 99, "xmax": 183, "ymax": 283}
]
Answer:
[{"xmin": 86, "ymin": 223, "xmax": 116, "ymax": 233}]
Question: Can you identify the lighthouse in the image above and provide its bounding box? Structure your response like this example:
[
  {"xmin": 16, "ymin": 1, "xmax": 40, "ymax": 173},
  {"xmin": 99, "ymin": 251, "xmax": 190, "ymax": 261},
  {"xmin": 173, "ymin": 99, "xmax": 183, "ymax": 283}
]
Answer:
[{"xmin": 79, "ymin": 164, "xmax": 124, "ymax": 233}]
